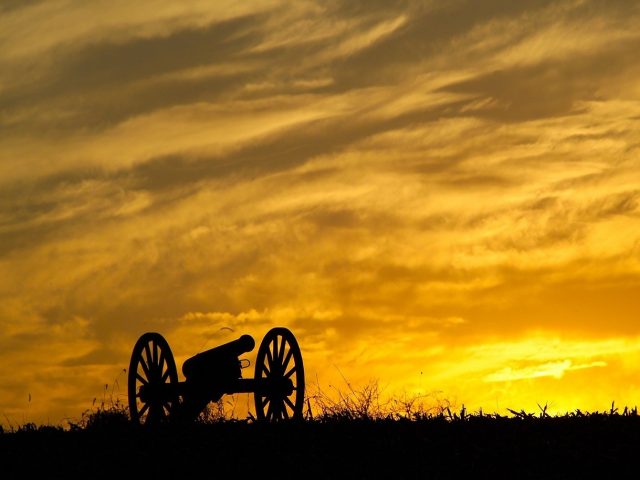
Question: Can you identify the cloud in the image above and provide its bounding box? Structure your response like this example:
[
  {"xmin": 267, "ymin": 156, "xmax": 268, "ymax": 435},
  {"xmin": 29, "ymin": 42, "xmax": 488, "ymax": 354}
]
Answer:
[
  {"xmin": 1, "ymin": 0, "xmax": 640, "ymax": 424},
  {"xmin": 484, "ymin": 360, "xmax": 607, "ymax": 382}
]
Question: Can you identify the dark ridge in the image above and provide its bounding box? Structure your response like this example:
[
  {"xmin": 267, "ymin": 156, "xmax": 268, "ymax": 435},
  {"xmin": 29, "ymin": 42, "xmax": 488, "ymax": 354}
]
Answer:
[{"xmin": 2, "ymin": 412, "xmax": 639, "ymax": 478}]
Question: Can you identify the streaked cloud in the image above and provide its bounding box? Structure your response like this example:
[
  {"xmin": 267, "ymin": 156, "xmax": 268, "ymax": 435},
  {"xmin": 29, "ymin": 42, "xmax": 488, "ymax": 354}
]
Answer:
[
  {"xmin": 1, "ymin": 0, "xmax": 639, "ymax": 424},
  {"xmin": 484, "ymin": 360, "xmax": 607, "ymax": 382}
]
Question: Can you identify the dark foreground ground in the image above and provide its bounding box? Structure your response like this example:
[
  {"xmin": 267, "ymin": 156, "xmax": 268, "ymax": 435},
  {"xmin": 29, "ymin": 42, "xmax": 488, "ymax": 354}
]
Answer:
[{"xmin": 2, "ymin": 415, "xmax": 640, "ymax": 479}]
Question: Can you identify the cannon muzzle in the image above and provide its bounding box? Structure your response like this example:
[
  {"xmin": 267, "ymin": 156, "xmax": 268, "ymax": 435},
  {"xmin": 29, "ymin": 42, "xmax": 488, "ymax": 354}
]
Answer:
[{"xmin": 182, "ymin": 334, "xmax": 255, "ymax": 380}]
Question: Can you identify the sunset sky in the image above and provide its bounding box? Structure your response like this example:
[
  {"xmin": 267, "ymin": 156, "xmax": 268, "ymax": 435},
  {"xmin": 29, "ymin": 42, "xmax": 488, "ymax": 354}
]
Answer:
[{"xmin": 1, "ymin": 0, "xmax": 640, "ymax": 426}]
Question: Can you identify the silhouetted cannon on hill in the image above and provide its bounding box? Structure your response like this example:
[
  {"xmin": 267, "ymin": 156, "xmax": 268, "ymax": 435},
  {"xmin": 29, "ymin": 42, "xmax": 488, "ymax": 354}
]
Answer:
[{"xmin": 127, "ymin": 327, "xmax": 305, "ymax": 424}]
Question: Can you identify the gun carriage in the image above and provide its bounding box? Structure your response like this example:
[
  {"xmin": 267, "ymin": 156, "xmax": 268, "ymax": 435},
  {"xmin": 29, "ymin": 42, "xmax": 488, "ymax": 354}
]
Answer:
[{"xmin": 128, "ymin": 327, "xmax": 304, "ymax": 424}]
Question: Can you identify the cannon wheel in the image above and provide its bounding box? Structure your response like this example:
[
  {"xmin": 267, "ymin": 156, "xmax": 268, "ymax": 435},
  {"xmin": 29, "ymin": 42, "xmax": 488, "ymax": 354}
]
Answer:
[
  {"xmin": 128, "ymin": 332, "xmax": 178, "ymax": 425},
  {"xmin": 254, "ymin": 327, "xmax": 305, "ymax": 421}
]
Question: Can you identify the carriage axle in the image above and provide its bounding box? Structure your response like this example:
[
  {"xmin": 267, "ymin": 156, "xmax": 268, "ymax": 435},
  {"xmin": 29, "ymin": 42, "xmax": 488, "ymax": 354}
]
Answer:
[{"xmin": 138, "ymin": 377, "xmax": 295, "ymax": 404}]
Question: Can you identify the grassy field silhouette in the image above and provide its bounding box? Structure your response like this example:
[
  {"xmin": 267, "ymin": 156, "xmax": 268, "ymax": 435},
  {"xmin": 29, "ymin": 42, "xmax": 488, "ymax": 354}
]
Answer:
[{"xmin": 2, "ymin": 382, "xmax": 639, "ymax": 478}]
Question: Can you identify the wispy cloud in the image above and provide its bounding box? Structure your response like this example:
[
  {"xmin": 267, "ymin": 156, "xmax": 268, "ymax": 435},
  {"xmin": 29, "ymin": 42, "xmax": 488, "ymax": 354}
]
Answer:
[
  {"xmin": 484, "ymin": 360, "xmax": 607, "ymax": 382},
  {"xmin": 1, "ymin": 0, "xmax": 639, "ymax": 424}
]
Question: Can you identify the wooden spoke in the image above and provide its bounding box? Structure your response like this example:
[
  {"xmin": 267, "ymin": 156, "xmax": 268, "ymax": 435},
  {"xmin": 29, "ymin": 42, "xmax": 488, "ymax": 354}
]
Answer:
[
  {"xmin": 139, "ymin": 355, "xmax": 151, "ymax": 380},
  {"xmin": 266, "ymin": 348, "xmax": 274, "ymax": 371},
  {"xmin": 282, "ymin": 349, "xmax": 293, "ymax": 372},
  {"xmin": 144, "ymin": 344, "xmax": 153, "ymax": 371},
  {"xmin": 278, "ymin": 337, "xmax": 286, "ymax": 364},
  {"xmin": 271, "ymin": 337, "xmax": 278, "ymax": 367},
  {"xmin": 284, "ymin": 396, "xmax": 295, "ymax": 411},
  {"xmin": 153, "ymin": 341, "xmax": 159, "ymax": 371},
  {"xmin": 158, "ymin": 350, "xmax": 166, "ymax": 375}
]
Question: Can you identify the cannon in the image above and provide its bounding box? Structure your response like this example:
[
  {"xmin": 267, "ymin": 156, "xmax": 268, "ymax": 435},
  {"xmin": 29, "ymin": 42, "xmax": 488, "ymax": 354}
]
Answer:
[{"xmin": 127, "ymin": 327, "xmax": 305, "ymax": 424}]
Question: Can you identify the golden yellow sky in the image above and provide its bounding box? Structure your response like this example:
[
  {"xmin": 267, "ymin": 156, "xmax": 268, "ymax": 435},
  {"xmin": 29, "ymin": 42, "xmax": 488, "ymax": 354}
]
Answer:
[{"xmin": 1, "ymin": 0, "xmax": 640, "ymax": 426}]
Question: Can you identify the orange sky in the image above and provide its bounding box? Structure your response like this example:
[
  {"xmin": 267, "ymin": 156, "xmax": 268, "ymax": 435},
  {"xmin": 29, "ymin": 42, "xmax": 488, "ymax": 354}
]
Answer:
[{"xmin": 1, "ymin": 0, "xmax": 640, "ymax": 427}]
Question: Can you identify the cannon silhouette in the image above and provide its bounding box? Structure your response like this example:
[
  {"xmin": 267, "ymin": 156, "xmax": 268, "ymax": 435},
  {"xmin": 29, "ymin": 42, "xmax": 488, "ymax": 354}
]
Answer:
[{"xmin": 128, "ymin": 327, "xmax": 305, "ymax": 424}]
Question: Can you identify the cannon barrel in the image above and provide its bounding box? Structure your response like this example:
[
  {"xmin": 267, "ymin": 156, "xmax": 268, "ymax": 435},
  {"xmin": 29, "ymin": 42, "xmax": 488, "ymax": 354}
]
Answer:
[{"xmin": 182, "ymin": 334, "xmax": 255, "ymax": 380}]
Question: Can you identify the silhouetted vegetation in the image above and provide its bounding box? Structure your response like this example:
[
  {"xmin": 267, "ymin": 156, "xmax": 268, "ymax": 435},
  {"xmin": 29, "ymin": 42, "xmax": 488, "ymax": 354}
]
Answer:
[{"xmin": 1, "ymin": 382, "xmax": 639, "ymax": 478}]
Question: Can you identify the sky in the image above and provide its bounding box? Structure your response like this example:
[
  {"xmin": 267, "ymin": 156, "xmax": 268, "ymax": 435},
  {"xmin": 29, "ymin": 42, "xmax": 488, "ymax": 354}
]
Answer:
[{"xmin": 1, "ymin": 0, "xmax": 640, "ymax": 426}]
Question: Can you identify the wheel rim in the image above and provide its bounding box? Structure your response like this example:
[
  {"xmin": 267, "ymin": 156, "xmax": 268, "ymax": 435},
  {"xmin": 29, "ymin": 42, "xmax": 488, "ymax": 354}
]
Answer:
[
  {"xmin": 254, "ymin": 327, "xmax": 305, "ymax": 421},
  {"xmin": 128, "ymin": 332, "xmax": 178, "ymax": 425}
]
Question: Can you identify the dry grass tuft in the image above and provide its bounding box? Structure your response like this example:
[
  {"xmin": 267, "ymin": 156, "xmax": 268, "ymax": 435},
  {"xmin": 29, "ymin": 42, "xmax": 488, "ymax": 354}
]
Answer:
[{"xmin": 305, "ymin": 377, "xmax": 455, "ymax": 421}]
